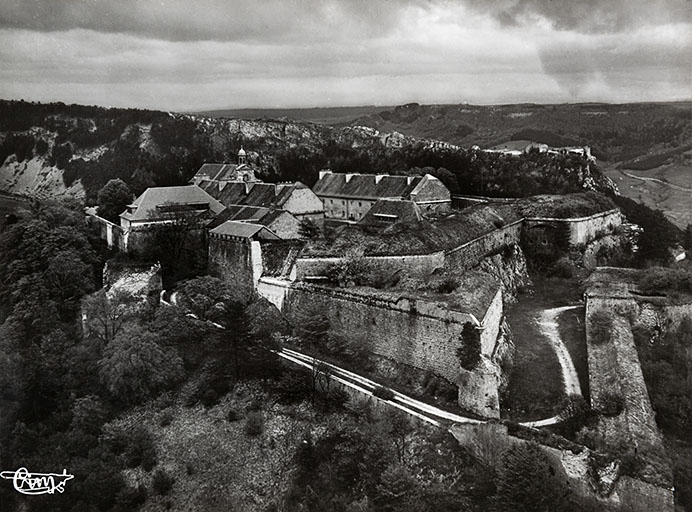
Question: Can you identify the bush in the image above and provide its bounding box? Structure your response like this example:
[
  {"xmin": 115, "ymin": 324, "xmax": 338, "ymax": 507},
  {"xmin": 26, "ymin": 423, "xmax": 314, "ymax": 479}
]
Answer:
[
  {"xmin": 115, "ymin": 427, "xmax": 157, "ymax": 471},
  {"xmin": 227, "ymin": 408, "xmax": 240, "ymax": 422},
  {"xmin": 436, "ymin": 277, "xmax": 459, "ymax": 294},
  {"xmin": 589, "ymin": 311, "xmax": 612, "ymax": 345},
  {"xmin": 598, "ymin": 391, "xmax": 625, "ymax": 416},
  {"xmin": 245, "ymin": 412, "xmax": 264, "ymax": 437},
  {"xmin": 159, "ymin": 409, "xmax": 174, "ymax": 428},
  {"xmin": 152, "ymin": 469, "xmax": 174, "ymax": 495},
  {"xmin": 246, "ymin": 397, "xmax": 263, "ymax": 412},
  {"xmin": 373, "ymin": 386, "xmax": 395, "ymax": 401},
  {"xmin": 550, "ymin": 257, "xmax": 575, "ymax": 278},
  {"xmin": 115, "ymin": 485, "xmax": 147, "ymax": 509},
  {"xmin": 456, "ymin": 322, "xmax": 482, "ymax": 370}
]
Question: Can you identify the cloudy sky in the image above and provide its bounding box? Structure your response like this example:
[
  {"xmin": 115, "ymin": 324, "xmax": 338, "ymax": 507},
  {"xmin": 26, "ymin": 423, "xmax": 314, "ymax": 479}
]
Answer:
[{"xmin": 0, "ymin": 0, "xmax": 690, "ymax": 111}]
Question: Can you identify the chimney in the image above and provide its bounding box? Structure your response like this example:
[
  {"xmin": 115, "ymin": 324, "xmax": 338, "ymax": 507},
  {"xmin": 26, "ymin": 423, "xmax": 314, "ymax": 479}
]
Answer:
[
  {"xmin": 375, "ymin": 174, "xmax": 386, "ymax": 184},
  {"xmin": 245, "ymin": 182, "xmax": 253, "ymax": 194},
  {"xmin": 407, "ymin": 176, "xmax": 415, "ymax": 185},
  {"xmin": 318, "ymin": 169, "xmax": 332, "ymax": 180}
]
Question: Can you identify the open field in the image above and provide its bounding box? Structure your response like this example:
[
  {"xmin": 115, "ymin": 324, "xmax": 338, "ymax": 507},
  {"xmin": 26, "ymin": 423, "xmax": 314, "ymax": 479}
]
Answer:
[{"xmin": 605, "ymin": 163, "xmax": 692, "ymax": 228}]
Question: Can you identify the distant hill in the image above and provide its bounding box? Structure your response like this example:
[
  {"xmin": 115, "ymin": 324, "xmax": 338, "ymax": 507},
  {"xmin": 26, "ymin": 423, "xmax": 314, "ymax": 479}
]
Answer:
[
  {"xmin": 195, "ymin": 105, "xmax": 389, "ymax": 126},
  {"xmin": 348, "ymin": 101, "xmax": 692, "ymax": 163},
  {"xmin": 2, "ymin": 99, "xmax": 678, "ymax": 212}
]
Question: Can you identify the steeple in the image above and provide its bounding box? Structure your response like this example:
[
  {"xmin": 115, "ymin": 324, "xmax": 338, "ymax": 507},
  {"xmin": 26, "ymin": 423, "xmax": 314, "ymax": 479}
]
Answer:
[{"xmin": 238, "ymin": 146, "xmax": 247, "ymax": 165}]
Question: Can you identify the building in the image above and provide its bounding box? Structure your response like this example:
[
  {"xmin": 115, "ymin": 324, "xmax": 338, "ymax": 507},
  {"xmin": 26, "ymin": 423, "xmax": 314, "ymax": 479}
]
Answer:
[
  {"xmin": 189, "ymin": 148, "xmax": 260, "ymax": 185},
  {"xmin": 207, "ymin": 220, "xmax": 281, "ymax": 301},
  {"xmin": 119, "ymin": 185, "xmax": 225, "ymax": 252},
  {"xmin": 197, "ymin": 180, "xmax": 324, "ymax": 226},
  {"xmin": 206, "ymin": 204, "xmax": 302, "ymax": 239},
  {"xmin": 313, "ymin": 171, "xmax": 450, "ymax": 223},
  {"xmin": 357, "ymin": 198, "xmax": 423, "ymax": 230}
]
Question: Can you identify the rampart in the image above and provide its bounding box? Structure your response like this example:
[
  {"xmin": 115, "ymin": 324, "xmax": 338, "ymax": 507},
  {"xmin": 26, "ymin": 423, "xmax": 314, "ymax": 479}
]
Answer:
[
  {"xmin": 280, "ymin": 282, "xmax": 504, "ymax": 417},
  {"xmin": 524, "ymin": 209, "xmax": 622, "ymax": 247},
  {"xmin": 443, "ymin": 220, "xmax": 523, "ymax": 271},
  {"xmin": 450, "ymin": 422, "xmax": 674, "ymax": 511},
  {"xmin": 583, "ymin": 270, "xmax": 675, "ymax": 509},
  {"xmin": 208, "ymin": 234, "xmax": 262, "ymax": 302},
  {"xmin": 295, "ymin": 252, "xmax": 445, "ymax": 279}
]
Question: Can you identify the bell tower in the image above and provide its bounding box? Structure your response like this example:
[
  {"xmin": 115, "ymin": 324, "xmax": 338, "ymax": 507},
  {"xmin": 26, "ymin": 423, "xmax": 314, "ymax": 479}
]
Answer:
[{"xmin": 238, "ymin": 146, "xmax": 247, "ymax": 165}]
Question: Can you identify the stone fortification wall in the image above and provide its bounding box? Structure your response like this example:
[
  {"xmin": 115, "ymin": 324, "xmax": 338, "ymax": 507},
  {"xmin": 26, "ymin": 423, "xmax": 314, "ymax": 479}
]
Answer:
[
  {"xmin": 584, "ymin": 293, "xmax": 674, "ymax": 504},
  {"xmin": 443, "ymin": 221, "xmax": 523, "ymax": 271},
  {"xmin": 524, "ymin": 209, "xmax": 622, "ymax": 248},
  {"xmin": 295, "ymin": 252, "xmax": 445, "ymax": 279},
  {"xmin": 281, "ymin": 282, "xmax": 505, "ymax": 417},
  {"xmin": 208, "ymin": 235, "xmax": 255, "ymax": 302},
  {"xmin": 282, "ymin": 283, "xmax": 499, "ymax": 383},
  {"xmin": 449, "ymin": 423, "xmax": 674, "ymax": 512}
]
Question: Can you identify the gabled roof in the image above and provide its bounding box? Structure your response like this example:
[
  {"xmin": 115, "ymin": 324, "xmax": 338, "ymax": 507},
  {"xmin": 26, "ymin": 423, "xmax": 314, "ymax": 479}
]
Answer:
[
  {"xmin": 192, "ymin": 163, "xmax": 257, "ymax": 182},
  {"xmin": 120, "ymin": 185, "xmax": 225, "ymax": 222},
  {"xmin": 210, "ymin": 221, "xmax": 280, "ymax": 240},
  {"xmin": 206, "ymin": 204, "xmax": 295, "ymax": 231},
  {"xmin": 312, "ymin": 172, "xmax": 423, "ymax": 200},
  {"xmin": 359, "ymin": 199, "xmax": 423, "ymax": 229},
  {"xmin": 198, "ymin": 180, "xmax": 308, "ymax": 209}
]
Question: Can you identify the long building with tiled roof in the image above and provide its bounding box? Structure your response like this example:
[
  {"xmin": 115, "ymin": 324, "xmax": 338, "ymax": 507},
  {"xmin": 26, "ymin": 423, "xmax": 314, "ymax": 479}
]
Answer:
[
  {"xmin": 197, "ymin": 180, "xmax": 323, "ymax": 226},
  {"xmin": 313, "ymin": 170, "xmax": 450, "ymax": 222}
]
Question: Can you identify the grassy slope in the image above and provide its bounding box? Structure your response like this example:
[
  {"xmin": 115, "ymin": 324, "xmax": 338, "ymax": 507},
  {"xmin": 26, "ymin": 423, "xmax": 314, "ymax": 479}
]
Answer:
[
  {"xmin": 502, "ymin": 275, "xmax": 586, "ymax": 422},
  {"xmin": 107, "ymin": 381, "xmax": 343, "ymax": 512},
  {"xmin": 605, "ymin": 162, "xmax": 692, "ymax": 229}
]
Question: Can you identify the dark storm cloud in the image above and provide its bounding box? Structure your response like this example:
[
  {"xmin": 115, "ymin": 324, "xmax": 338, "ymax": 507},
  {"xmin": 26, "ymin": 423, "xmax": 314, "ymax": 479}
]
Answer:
[
  {"xmin": 462, "ymin": 0, "xmax": 692, "ymax": 33},
  {"xmin": 0, "ymin": 0, "xmax": 430, "ymax": 41}
]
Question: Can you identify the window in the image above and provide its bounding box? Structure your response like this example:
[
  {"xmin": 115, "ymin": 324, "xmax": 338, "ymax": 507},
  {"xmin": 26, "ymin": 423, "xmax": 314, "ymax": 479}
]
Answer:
[{"xmin": 358, "ymin": 202, "xmax": 362, "ymax": 207}]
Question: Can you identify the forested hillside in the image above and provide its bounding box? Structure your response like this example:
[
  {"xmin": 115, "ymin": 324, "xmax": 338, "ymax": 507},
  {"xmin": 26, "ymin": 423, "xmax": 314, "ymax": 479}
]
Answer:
[
  {"xmin": 350, "ymin": 102, "xmax": 692, "ymax": 163},
  {"xmin": 0, "ymin": 100, "xmax": 620, "ymax": 204}
]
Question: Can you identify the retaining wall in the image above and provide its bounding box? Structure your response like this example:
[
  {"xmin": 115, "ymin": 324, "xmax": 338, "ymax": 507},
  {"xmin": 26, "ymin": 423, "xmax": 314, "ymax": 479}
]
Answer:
[
  {"xmin": 282, "ymin": 283, "xmax": 501, "ymax": 384},
  {"xmin": 295, "ymin": 252, "xmax": 445, "ymax": 279},
  {"xmin": 443, "ymin": 221, "xmax": 523, "ymax": 271}
]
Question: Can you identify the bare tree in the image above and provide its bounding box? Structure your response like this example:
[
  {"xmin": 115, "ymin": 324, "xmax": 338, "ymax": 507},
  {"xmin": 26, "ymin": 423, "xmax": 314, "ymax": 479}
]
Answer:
[{"xmin": 81, "ymin": 290, "xmax": 137, "ymax": 344}]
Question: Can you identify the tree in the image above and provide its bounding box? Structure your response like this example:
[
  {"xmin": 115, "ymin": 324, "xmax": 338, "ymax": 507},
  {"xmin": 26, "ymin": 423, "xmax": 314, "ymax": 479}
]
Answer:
[
  {"xmin": 98, "ymin": 327, "xmax": 184, "ymax": 403},
  {"xmin": 141, "ymin": 206, "xmax": 208, "ymax": 282},
  {"xmin": 175, "ymin": 276, "xmax": 235, "ymax": 322},
  {"xmin": 496, "ymin": 442, "xmax": 570, "ymax": 512},
  {"xmin": 298, "ymin": 218, "xmax": 321, "ymax": 239},
  {"xmin": 456, "ymin": 322, "xmax": 482, "ymax": 370},
  {"xmin": 45, "ymin": 249, "xmax": 96, "ymax": 319},
  {"xmin": 82, "ymin": 290, "xmax": 137, "ymax": 344},
  {"xmin": 97, "ymin": 178, "xmax": 132, "ymax": 223}
]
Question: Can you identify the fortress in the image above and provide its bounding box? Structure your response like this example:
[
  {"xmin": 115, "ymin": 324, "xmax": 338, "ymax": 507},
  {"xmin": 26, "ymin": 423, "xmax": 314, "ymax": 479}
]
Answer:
[{"xmin": 209, "ymin": 189, "xmax": 625, "ymax": 418}]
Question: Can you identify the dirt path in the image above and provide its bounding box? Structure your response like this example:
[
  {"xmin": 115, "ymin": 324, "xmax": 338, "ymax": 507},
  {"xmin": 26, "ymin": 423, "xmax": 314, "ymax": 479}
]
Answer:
[
  {"xmin": 619, "ymin": 169, "xmax": 692, "ymax": 192},
  {"xmin": 537, "ymin": 306, "xmax": 582, "ymax": 397}
]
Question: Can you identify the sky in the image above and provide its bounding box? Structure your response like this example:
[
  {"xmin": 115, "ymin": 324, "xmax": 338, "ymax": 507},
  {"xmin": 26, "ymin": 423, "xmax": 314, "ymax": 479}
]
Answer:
[{"xmin": 0, "ymin": 0, "xmax": 690, "ymax": 111}]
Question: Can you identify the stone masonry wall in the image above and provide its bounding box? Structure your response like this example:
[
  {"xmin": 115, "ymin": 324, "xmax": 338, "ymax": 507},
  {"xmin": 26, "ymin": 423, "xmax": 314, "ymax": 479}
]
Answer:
[
  {"xmin": 449, "ymin": 423, "xmax": 674, "ymax": 512},
  {"xmin": 282, "ymin": 283, "xmax": 500, "ymax": 384},
  {"xmin": 295, "ymin": 252, "xmax": 445, "ymax": 280},
  {"xmin": 208, "ymin": 235, "xmax": 255, "ymax": 302},
  {"xmin": 524, "ymin": 209, "xmax": 622, "ymax": 248},
  {"xmin": 443, "ymin": 221, "xmax": 523, "ymax": 271}
]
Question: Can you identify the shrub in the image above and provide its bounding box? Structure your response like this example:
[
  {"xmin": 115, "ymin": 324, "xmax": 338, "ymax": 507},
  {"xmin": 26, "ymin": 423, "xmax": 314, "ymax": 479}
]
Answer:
[
  {"xmin": 245, "ymin": 412, "xmax": 264, "ymax": 437},
  {"xmin": 327, "ymin": 388, "xmax": 350, "ymax": 410},
  {"xmin": 550, "ymin": 257, "xmax": 575, "ymax": 278},
  {"xmin": 152, "ymin": 469, "xmax": 174, "ymax": 495},
  {"xmin": 116, "ymin": 427, "xmax": 158, "ymax": 471},
  {"xmin": 373, "ymin": 386, "xmax": 395, "ymax": 401},
  {"xmin": 497, "ymin": 441, "xmax": 571, "ymax": 512},
  {"xmin": 456, "ymin": 322, "xmax": 482, "ymax": 370},
  {"xmin": 589, "ymin": 311, "xmax": 612, "ymax": 345},
  {"xmin": 115, "ymin": 485, "xmax": 147, "ymax": 509},
  {"xmin": 227, "ymin": 408, "xmax": 240, "ymax": 422},
  {"xmin": 598, "ymin": 391, "xmax": 625, "ymax": 416},
  {"xmin": 246, "ymin": 397, "xmax": 263, "ymax": 412},
  {"xmin": 159, "ymin": 409, "xmax": 174, "ymax": 428},
  {"xmin": 436, "ymin": 277, "xmax": 459, "ymax": 294}
]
